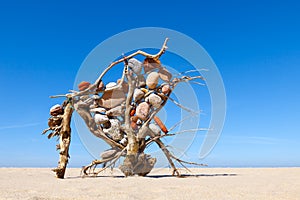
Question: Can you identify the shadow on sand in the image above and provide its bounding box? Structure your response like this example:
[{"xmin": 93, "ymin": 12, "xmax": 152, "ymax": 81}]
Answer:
[{"xmin": 65, "ymin": 173, "xmax": 237, "ymax": 179}]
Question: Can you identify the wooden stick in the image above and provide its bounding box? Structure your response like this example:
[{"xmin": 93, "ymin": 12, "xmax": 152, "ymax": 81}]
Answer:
[
  {"xmin": 52, "ymin": 101, "xmax": 73, "ymax": 179},
  {"xmin": 70, "ymin": 38, "xmax": 169, "ymax": 98}
]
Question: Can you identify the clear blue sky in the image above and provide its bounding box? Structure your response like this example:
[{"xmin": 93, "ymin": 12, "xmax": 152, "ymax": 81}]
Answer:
[{"xmin": 0, "ymin": 0, "xmax": 299, "ymax": 167}]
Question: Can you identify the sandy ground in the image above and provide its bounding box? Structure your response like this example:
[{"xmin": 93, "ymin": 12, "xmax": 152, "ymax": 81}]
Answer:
[{"xmin": 0, "ymin": 168, "xmax": 299, "ymax": 200}]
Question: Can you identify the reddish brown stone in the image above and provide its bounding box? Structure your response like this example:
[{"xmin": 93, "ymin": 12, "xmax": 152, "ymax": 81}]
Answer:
[
  {"xmin": 130, "ymin": 116, "xmax": 139, "ymax": 123},
  {"xmin": 50, "ymin": 105, "xmax": 64, "ymax": 116},
  {"xmin": 130, "ymin": 109, "xmax": 136, "ymax": 116},
  {"xmin": 154, "ymin": 116, "xmax": 168, "ymax": 133},
  {"xmin": 98, "ymin": 89, "xmax": 126, "ymax": 109},
  {"xmin": 78, "ymin": 81, "xmax": 91, "ymax": 91},
  {"xmin": 131, "ymin": 121, "xmax": 138, "ymax": 130}
]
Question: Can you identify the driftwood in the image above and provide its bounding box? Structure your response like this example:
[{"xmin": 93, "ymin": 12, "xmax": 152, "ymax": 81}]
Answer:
[{"xmin": 42, "ymin": 38, "xmax": 207, "ymax": 179}]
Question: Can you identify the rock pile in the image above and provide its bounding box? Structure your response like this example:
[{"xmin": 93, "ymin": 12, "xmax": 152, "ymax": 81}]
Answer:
[{"xmin": 70, "ymin": 57, "xmax": 172, "ymax": 145}]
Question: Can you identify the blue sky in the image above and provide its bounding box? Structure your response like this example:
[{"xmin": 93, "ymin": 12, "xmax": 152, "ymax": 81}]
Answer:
[{"xmin": 0, "ymin": 0, "xmax": 299, "ymax": 167}]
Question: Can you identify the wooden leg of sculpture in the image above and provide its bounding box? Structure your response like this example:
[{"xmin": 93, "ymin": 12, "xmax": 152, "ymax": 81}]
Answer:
[{"xmin": 52, "ymin": 101, "xmax": 73, "ymax": 179}]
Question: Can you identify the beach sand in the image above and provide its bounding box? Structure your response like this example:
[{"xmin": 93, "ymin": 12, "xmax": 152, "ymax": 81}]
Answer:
[{"xmin": 0, "ymin": 168, "xmax": 299, "ymax": 200}]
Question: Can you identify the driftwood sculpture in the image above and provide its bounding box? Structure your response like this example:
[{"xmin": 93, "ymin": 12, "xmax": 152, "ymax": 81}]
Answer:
[{"xmin": 42, "ymin": 38, "xmax": 207, "ymax": 179}]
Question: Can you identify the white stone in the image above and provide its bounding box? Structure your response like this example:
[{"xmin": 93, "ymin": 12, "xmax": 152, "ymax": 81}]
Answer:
[
  {"xmin": 149, "ymin": 123, "xmax": 161, "ymax": 136},
  {"xmin": 133, "ymin": 88, "xmax": 144, "ymax": 102},
  {"xmin": 94, "ymin": 113, "xmax": 109, "ymax": 124},
  {"xmin": 120, "ymin": 137, "xmax": 128, "ymax": 145},
  {"xmin": 90, "ymin": 107, "xmax": 106, "ymax": 113},
  {"xmin": 148, "ymin": 93, "xmax": 162, "ymax": 108},
  {"xmin": 105, "ymin": 82, "xmax": 117, "ymax": 90},
  {"xmin": 50, "ymin": 104, "xmax": 61, "ymax": 112},
  {"xmin": 146, "ymin": 72, "xmax": 159, "ymax": 89},
  {"xmin": 103, "ymin": 119, "xmax": 123, "ymax": 141},
  {"xmin": 128, "ymin": 58, "xmax": 142, "ymax": 75},
  {"xmin": 106, "ymin": 105, "xmax": 124, "ymax": 116}
]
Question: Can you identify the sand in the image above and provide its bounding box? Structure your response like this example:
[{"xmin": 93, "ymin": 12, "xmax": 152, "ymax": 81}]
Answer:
[{"xmin": 0, "ymin": 168, "xmax": 299, "ymax": 200}]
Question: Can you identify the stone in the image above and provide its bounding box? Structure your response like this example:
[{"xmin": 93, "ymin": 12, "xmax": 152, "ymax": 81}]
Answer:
[
  {"xmin": 105, "ymin": 82, "xmax": 117, "ymax": 90},
  {"xmin": 131, "ymin": 121, "xmax": 138, "ymax": 130},
  {"xmin": 90, "ymin": 107, "xmax": 106, "ymax": 113},
  {"xmin": 154, "ymin": 116, "xmax": 168, "ymax": 133},
  {"xmin": 50, "ymin": 104, "xmax": 64, "ymax": 116},
  {"xmin": 128, "ymin": 58, "xmax": 142, "ymax": 75},
  {"xmin": 136, "ymin": 102, "xmax": 150, "ymax": 121},
  {"xmin": 158, "ymin": 67, "xmax": 172, "ymax": 82},
  {"xmin": 130, "ymin": 116, "xmax": 139, "ymax": 123},
  {"xmin": 48, "ymin": 116, "xmax": 62, "ymax": 128},
  {"xmin": 117, "ymin": 79, "xmax": 129, "ymax": 93},
  {"xmin": 106, "ymin": 105, "xmax": 124, "ymax": 116},
  {"xmin": 143, "ymin": 57, "xmax": 161, "ymax": 73},
  {"xmin": 161, "ymin": 84, "xmax": 170, "ymax": 94},
  {"xmin": 133, "ymin": 88, "xmax": 144, "ymax": 102},
  {"xmin": 137, "ymin": 75, "xmax": 146, "ymax": 88},
  {"xmin": 120, "ymin": 137, "xmax": 128, "ymax": 146},
  {"xmin": 98, "ymin": 89, "xmax": 126, "ymax": 109},
  {"xmin": 103, "ymin": 119, "xmax": 123, "ymax": 141},
  {"xmin": 149, "ymin": 123, "xmax": 161, "ymax": 136},
  {"xmin": 148, "ymin": 93, "xmax": 162, "ymax": 108},
  {"xmin": 146, "ymin": 72, "xmax": 159, "ymax": 89},
  {"xmin": 94, "ymin": 113, "xmax": 109, "ymax": 124},
  {"xmin": 130, "ymin": 108, "xmax": 136, "ymax": 116},
  {"xmin": 100, "ymin": 149, "xmax": 118, "ymax": 159},
  {"xmin": 78, "ymin": 81, "xmax": 91, "ymax": 91}
]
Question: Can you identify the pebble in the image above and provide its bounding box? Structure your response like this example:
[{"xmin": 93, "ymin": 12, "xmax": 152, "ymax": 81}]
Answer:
[
  {"xmin": 128, "ymin": 58, "xmax": 142, "ymax": 75},
  {"xmin": 98, "ymin": 89, "xmax": 126, "ymax": 109},
  {"xmin": 158, "ymin": 67, "xmax": 172, "ymax": 82},
  {"xmin": 146, "ymin": 72, "xmax": 159, "ymax": 89},
  {"xmin": 133, "ymin": 88, "xmax": 145, "ymax": 102},
  {"xmin": 130, "ymin": 116, "xmax": 139, "ymax": 123},
  {"xmin": 106, "ymin": 105, "xmax": 124, "ymax": 116},
  {"xmin": 149, "ymin": 123, "xmax": 161, "ymax": 136},
  {"xmin": 154, "ymin": 116, "xmax": 168, "ymax": 133},
  {"xmin": 161, "ymin": 84, "xmax": 170, "ymax": 94},
  {"xmin": 105, "ymin": 82, "xmax": 117, "ymax": 90},
  {"xmin": 78, "ymin": 81, "xmax": 91, "ymax": 91},
  {"xmin": 48, "ymin": 116, "xmax": 62, "ymax": 128},
  {"xmin": 50, "ymin": 104, "xmax": 63, "ymax": 116},
  {"xmin": 120, "ymin": 137, "xmax": 128, "ymax": 146},
  {"xmin": 131, "ymin": 121, "xmax": 138, "ymax": 130},
  {"xmin": 94, "ymin": 113, "xmax": 109, "ymax": 124},
  {"xmin": 136, "ymin": 102, "xmax": 150, "ymax": 121},
  {"xmin": 100, "ymin": 149, "xmax": 117, "ymax": 159},
  {"xmin": 148, "ymin": 93, "xmax": 162, "ymax": 108},
  {"xmin": 130, "ymin": 108, "xmax": 136, "ymax": 116},
  {"xmin": 103, "ymin": 119, "xmax": 123, "ymax": 141},
  {"xmin": 90, "ymin": 107, "xmax": 106, "ymax": 113}
]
